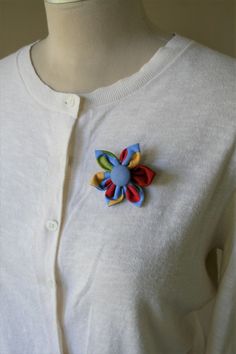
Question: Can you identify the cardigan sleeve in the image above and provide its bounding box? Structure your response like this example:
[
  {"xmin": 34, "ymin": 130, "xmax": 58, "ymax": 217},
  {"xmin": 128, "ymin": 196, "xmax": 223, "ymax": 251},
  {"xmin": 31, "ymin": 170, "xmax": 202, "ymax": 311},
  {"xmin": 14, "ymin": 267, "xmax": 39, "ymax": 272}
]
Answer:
[{"xmin": 205, "ymin": 187, "xmax": 236, "ymax": 354}]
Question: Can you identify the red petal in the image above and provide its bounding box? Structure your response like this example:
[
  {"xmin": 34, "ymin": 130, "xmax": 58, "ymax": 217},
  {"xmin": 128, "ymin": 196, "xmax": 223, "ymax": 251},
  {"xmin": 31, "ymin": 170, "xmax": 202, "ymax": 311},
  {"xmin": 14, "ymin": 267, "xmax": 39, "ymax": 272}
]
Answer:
[
  {"xmin": 105, "ymin": 182, "xmax": 116, "ymax": 198},
  {"xmin": 119, "ymin": 148, "xmax": 128, "ymax": 164},
  {"xmin": 104, "ymin": 178, "xmax": 113, "ymax": 189},
  {"xmin": 125, "ymin": 183, "xmax": 140, "ymax": 203},
  {"xmin": 131, "ymin": 164, "xmax": 156, "ymax": 187}
]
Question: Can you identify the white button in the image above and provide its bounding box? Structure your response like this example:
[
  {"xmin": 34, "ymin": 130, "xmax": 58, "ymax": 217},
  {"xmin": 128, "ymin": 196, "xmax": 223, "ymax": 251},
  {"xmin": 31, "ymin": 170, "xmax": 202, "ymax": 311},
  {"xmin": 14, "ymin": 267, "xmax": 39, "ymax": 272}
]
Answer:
[
  {"xmin": 65, "ymin": 95, "xmax": 76, "ymax": 107},
  {"xmin": 46, "ymin": 219, "xmax": 59, "ymax": 231},
  {"xmin": 48, "ymin": 279, "xmax": 55, "ymax": 288}
]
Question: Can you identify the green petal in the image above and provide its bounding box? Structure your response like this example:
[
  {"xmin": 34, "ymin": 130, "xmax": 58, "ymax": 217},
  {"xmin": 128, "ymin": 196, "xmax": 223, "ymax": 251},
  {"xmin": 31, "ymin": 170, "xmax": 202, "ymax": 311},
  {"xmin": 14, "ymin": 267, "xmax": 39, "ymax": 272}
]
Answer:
[{"xmin": 95, "ymin": 149, "xmax": 120, "ymax": 171}]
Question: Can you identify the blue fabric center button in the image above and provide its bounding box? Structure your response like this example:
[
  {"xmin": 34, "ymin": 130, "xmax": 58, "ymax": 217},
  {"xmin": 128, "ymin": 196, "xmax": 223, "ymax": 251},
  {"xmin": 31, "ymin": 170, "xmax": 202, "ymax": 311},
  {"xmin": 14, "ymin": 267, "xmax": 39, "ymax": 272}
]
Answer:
[{"xmin": 110, "ymin": 165, "xmax": 131, "ymax": 186}]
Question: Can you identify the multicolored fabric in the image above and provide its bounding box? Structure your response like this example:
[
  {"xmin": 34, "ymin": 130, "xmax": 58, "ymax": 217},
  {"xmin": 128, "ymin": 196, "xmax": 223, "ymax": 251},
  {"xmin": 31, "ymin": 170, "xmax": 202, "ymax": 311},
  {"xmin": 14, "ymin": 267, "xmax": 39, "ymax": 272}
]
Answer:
[{"xmin": 89, "ymin": 143, "xmax": 156, "ymax": 207}]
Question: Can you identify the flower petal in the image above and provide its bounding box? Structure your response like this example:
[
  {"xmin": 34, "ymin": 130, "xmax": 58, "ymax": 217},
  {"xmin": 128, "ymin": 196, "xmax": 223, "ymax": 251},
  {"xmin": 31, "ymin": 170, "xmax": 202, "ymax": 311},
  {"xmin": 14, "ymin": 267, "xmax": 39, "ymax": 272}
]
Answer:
[
  {"xmin": 95, "ymin": 149, "xmax": 120, "ymax": 171},
  {"xmin": 89, "ymin": 171, "xmax": 111, "ymax": 190},
  {"xmin": 119, "ymin": 143, "xmax": 141, "ymax": 168},
  {"xmin": 131, "ymin": 164, "xmax": 156, "ymax": 187},
  {"xmin": 123, "ymin": 182, "xmax": 144, "ymax": 207},
  {"xmin": 100, "ymin": 177, "xmax": 113, "ymax": 190},
  {"xmin": 105, "ymin": 181, "xmax": 116, "ymax": 198},
  {"xmin": 105, "ymin": 185, "xmax": 125, "ymax": 206}
]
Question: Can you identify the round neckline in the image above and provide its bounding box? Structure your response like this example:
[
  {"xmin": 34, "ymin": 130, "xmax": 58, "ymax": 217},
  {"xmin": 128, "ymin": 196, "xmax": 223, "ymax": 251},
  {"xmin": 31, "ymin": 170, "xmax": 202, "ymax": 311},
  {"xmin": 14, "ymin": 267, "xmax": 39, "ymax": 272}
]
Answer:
[{"xmin": 16, "ymin": 32, "xmax": 194, "ymax": 116}]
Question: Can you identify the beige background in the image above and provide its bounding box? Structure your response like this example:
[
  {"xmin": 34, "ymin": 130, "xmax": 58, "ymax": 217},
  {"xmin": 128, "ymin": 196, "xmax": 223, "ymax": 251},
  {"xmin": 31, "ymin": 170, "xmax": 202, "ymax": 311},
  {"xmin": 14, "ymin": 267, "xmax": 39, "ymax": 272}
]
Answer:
[{"xmin": 0, "ymin": 0, "xmax": 235, "ymax": 59}]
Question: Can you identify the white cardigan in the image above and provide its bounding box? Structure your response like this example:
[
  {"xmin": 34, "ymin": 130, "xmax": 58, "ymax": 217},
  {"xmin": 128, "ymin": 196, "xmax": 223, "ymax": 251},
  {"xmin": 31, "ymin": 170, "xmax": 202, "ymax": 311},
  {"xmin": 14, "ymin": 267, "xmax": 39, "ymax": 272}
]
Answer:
[{"xmin": 0, "ymin": 32, "xmax": 235, "ymax": 354}]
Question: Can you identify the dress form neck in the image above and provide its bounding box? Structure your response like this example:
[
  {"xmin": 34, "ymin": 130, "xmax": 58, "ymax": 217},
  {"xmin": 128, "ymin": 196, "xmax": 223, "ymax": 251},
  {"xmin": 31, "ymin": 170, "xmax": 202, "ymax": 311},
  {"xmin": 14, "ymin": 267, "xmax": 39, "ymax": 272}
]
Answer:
[{"xmin": 31, "ymin": 0, "xmax": 173, "ymax": 95}]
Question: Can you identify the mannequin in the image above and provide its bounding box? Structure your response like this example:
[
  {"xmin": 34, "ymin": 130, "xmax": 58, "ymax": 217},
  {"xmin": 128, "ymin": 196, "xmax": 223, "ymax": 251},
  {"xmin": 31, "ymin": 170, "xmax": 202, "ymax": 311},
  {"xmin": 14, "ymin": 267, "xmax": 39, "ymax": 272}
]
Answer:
[{"xmin": 31, "ymin": 0, "xmax": 174, "ymax": 100}]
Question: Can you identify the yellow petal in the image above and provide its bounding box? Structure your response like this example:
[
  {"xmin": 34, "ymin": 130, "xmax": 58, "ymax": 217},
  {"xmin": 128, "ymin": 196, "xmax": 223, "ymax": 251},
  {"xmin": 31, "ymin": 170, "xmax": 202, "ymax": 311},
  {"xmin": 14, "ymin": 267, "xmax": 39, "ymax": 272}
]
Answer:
[
  {"xmin": 108, "ymin": 193, "xmax": 125, "ymax": 206},
  {"xmin": 127, "ymin": 152, "xmax": 141, "ymax": 169},
  {"xmin": 89, "ymin": 171, "xmax": 105, "ymax": 188}
]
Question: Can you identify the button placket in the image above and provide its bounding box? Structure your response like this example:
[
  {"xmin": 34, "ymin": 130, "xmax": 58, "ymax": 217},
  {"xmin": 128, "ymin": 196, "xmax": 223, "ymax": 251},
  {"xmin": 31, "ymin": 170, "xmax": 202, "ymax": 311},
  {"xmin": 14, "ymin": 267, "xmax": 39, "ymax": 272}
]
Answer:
[{"xmin": 32, "ymin": 107, "xmax": 79, "ymax": 354}]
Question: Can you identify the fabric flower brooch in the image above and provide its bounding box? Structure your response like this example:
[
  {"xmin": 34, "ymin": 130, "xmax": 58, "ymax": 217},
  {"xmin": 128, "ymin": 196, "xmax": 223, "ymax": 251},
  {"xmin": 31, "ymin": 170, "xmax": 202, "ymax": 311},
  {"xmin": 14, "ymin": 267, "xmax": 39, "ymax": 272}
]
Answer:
[{"xmin": 89, "ymin": 143, "xmax": 156, "ymax": 207}]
